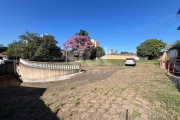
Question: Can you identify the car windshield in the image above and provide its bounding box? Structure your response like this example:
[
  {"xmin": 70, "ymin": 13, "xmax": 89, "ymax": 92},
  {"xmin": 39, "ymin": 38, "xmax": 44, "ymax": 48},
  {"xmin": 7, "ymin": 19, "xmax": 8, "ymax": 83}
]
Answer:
[{"xmin": 126, "ymin": 58, "xmax": 134, "ymax": 60}]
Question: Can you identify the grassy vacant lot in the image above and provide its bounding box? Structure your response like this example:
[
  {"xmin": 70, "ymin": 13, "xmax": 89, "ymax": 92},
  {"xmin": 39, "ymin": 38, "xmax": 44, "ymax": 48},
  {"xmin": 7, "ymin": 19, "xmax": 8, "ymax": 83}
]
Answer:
[
  {"xmin": 0, "ymin": 60, "xmax": 180, "ymax": 120},
  {"xmin": 80, "ymin": 59, "xmax": 158, "ymax": 66}
]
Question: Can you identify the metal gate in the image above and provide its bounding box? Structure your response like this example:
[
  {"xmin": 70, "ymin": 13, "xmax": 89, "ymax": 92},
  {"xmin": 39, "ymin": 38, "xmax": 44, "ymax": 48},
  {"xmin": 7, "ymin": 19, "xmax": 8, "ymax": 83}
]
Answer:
[{"xmin": 0, "ymin": 61, "xmax": 15, "ymax": 76}]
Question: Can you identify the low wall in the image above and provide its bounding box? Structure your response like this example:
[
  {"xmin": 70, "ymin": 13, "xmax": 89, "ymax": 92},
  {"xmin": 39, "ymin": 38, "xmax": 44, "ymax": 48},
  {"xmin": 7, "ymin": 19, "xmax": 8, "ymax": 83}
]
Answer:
[
  {"xmin": 167, "ymin": 74, "xmax": 180, "ymax": 90},
  {"xmin": 101, "ymin": 55, "xmax": 137, "ymax": 59},
  {"xmin": 17, "ymin": 59, "xmax": 81, "ymax": 80}
]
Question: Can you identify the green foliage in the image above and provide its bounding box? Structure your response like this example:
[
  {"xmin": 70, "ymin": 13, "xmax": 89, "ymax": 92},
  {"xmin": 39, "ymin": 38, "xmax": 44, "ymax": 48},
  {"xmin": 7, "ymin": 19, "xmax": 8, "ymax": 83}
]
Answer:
[
  {"xmin": 136, "ymin": 38, "xmax": 166, "ymax": 59},
  {"xmin": 90, "ymin": 46, "xmax": 105, "ymax": 59},
  {"xmin": 0, "ymin": 44, "xmax": 7, "ymax": 53},
  {"xmin": 120, "ymin": 51, "xmax": 134, "ymax": 54},
  {"xmin": 7, "ymin": 31, "xmax": 62, "ymax": 61},
  {"xmin": 75, "ymin": 29, "xmax": 88, "ymax": 36},
  {"xmin": 7, "ymin": 40, "xmax": 25, "ymax": 59}
]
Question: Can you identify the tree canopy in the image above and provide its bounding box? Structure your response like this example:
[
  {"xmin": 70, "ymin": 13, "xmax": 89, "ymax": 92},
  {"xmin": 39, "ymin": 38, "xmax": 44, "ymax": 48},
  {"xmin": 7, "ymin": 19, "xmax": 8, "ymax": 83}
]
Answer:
[
  {"xmin": 75, "ymin": 29, "xmax": 88, "ymax": 36},
  {"xmin": 90, "ymin": 46, "xmax": 105, "ymax": 59},
  {"xmin": 120, "ymin": 51, "xmax": 135, "ymax": 54},
  {"xmin": 136, "ymin": 38, "xmax": 166, "ymax": 59},
  {"xmin": 7, "ymin": 31, "xmax": 62, "ymax": 61},
  {"xmin": 0, "ymin": 44, "xmax": 7, "ymax": 53},
  {"xmin": 63, "ymin": 30, "xmax": 94, "ymax": 55}
]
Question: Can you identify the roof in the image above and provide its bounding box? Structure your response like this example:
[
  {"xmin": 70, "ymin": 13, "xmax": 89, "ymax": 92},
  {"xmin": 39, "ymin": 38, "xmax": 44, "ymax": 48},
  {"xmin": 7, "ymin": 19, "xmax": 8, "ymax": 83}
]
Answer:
[
  {"xmin": 0, "ymin": 51, "xmax": 7, "ymax": 55},
  {"xmin": 169, "ymin": 46, "xmax": 180, "ymax": 50}
]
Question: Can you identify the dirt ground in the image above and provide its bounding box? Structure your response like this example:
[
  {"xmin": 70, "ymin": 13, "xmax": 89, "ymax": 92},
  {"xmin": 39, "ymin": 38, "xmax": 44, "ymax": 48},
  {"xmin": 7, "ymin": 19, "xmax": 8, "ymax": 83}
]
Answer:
[{"xmin": 0, "ymin": 63, "xmax": 175, "ymax": 120}]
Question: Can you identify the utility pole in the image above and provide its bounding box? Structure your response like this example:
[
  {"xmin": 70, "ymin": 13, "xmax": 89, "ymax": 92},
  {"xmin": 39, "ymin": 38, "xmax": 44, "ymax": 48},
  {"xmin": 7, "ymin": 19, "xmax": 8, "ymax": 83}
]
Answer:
[{"xmin": 177, "ymin": 8, "xmax": 180, "ymax": 30}]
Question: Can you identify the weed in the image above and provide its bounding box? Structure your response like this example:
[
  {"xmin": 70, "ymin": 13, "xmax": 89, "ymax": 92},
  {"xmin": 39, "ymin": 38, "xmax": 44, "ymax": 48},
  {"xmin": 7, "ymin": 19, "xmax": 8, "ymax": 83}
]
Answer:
[
  {"xmin": 74, "ymin": 98, "xmax": 80, "ymax": 106},
  {"xmin": 39, "ymin": 96, "xmax": 43, "ymax": 100},
  {"xmin": 70, "ymin": 86, "xmax": 76, "ymax": 90},
  {"xmin": 119, "ymin": 86, "xmax": 126, "ymax": 91},
  {"xmin": 91, "ymin": 87, "xmax": 97, "ymax": 92},
  {"xmin": 89, "ymin": 104, "xmax": 93, "ymax": 108},
  {"xmin": 59, "ymin": 117, "xmax": 65, "ymax": 120},
  {"xmin": 51, "ymin": 92, "xmax": 56, "ymax": 96},
  {"xmin": 59, "ymin": 101, "xmax": 65, "ymax": 107},
  {"xmin": 104, "ymin": 107, "xmax": 109, "ymax": 112},
  {"xmin": 45, "ymin": 102, "xmax": 49, "ymax": 107},
  {"xmin": 103, "ymin": 91, "xmax": 109, "ymax": 95},
  {"xmin": 69, "ymin": 111, "xmax": 73, "ymax": 116},
  {"xmin": 122, "ymin": 97, "xmax": 127, "ymax": 100},
  {"xmin": 131, "ymin": 109, "xmax": 141, "ymax": 118}
]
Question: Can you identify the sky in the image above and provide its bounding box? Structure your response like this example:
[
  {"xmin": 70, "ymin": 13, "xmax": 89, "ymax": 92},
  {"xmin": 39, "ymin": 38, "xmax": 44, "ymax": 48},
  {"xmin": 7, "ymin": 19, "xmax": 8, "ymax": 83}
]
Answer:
[{"xmin": 0, "ymin": 0, "xmax": 180, "ymax": 54}]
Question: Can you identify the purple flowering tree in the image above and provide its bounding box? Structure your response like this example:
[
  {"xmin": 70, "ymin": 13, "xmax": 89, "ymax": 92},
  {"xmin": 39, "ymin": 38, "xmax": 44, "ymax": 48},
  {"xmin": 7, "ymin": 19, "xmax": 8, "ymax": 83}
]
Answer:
[{"xmin": 63, "ymin": 35, "xmax": 94, "ymax": 59}]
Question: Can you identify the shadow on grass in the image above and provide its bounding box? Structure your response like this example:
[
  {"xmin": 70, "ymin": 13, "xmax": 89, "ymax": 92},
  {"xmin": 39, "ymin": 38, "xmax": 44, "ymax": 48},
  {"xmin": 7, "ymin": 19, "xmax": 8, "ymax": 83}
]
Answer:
[
  {"xmin": 0, "ymin": 75, "xmax": 22, "ymax": 88},
  {"xmin": 0, "ymin": 86, "xmax": 59, "ymax": 120}
]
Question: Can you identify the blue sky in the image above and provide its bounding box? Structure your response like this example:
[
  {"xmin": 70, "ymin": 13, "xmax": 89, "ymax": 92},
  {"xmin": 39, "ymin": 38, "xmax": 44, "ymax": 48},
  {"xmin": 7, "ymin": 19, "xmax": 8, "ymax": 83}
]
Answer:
[{"xmin": 0, "ymin": 0, "xmax": 180, "ymax": 54}]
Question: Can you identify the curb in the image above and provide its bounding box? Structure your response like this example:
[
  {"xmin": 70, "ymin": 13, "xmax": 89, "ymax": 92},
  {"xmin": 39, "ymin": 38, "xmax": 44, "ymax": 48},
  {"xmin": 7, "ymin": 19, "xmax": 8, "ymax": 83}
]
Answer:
[{"xmin": 20, "ymin": 72, "xmax": 84, "ymax": 83}]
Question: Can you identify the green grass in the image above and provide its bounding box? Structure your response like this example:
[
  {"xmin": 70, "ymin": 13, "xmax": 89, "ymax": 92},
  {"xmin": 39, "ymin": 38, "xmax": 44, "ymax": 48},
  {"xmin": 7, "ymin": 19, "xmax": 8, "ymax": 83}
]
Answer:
[
  {"xmin": 141, "ymin": 67, "xmax": 180, "ymax": 119},
  {"xmin": 36, "ymin": 59, "xmax": 158, "ymax": 67},
  {"xmin": 79, "ymin": 59, "xmax": 158, "ymax": 66},
  {"xmin": 130, "ymin": 109, "xmax": 141, "ymax": 119},
  {"xmin": 136, "ymin": 60, "xmax": 158, "ymax": 63}
]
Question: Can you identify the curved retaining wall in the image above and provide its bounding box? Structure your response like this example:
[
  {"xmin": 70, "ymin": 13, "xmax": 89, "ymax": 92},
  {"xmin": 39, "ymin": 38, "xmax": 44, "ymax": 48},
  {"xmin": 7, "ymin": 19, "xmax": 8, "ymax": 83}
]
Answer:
[{"xmin": 17, "ymin": 59, "xmax": 81, "ymax": 81}]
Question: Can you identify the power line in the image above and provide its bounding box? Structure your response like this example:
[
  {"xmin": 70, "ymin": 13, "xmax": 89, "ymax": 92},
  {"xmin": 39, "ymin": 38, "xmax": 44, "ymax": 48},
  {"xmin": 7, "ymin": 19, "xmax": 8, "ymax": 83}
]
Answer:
[
  {"xmin": 109, "ymin": 16, "xmax": 180, "ymax": 47},
  {"xmin": 98, "ymin": 14, "xmax": 176, "ymax": 40}
]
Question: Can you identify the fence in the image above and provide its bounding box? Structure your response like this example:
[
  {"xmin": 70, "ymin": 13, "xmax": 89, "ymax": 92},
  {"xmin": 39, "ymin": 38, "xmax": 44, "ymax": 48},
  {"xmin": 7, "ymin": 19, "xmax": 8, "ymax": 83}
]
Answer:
[
  {"xmin": 166, "ymin": 57, "xmax": 180, "ymax": 90},
  {"xmin": 18, "ymin": 59, "xmax": 81, "ymax": 79},
  {"xmin": 166, "ymin": 57, "xmax": 180, "ymax": 76}
]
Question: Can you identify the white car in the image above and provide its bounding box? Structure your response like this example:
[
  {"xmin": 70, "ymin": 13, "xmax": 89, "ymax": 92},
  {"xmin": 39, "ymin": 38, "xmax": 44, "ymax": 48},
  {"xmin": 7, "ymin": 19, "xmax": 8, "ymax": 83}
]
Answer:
[{"xmin": 125, "ymin": 58, "xmax": 136, "ymax": 66}]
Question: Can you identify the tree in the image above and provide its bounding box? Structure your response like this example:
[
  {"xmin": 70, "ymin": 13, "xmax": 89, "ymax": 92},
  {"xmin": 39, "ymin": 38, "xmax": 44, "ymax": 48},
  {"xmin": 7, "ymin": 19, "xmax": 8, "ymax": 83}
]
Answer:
[
  {"xmin": 7, "ymin": 40, "xmax": 25, "ymax": 60},
  {"xmin": 33, "ymin": 35, "xmax": 62, "ymax": 60},
  {"xmin": 0, "ymin": 44, "xmax": 7, "ymax": 53},
  {"xmin": 136, "ymin": 38, "xmax": 166, "ymax": 59},
  {"xmin": 120, "ymin": 51, "xmax": 134, "ymax": 54},
  {"xmin": 89, "ymin": 46, "xmax": 105, "ymax": 59},
  {"xmin": 63, "ymin": 30, "xmax": 94, "ymax": 59},
  {"xmin": 7, "ymin": 31, "xmax": 62, "ymax": 61},
  {"xmin": 75, "ymin": 29, "xmax": 88, "ymax": 36},
  {"xmin": 95, "ymin": 46, "xmax": 105, "ymax": 58}
]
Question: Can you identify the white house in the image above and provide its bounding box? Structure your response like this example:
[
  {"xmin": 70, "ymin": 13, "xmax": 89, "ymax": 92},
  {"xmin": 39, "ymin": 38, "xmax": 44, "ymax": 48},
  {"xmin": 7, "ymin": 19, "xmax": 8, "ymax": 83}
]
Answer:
[{"xmin": 0, "ymin": 51, "xmax": 8, "ymax": 60}]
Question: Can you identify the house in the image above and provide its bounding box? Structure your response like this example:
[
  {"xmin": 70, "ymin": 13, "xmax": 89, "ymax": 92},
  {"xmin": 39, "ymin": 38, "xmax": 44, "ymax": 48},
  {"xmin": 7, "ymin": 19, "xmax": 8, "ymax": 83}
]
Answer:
[
  {"xmin": 166, "ymin": 46, "xmax": 180, "ymax": 62},
  {"xmin": 0, "ymin": 51, "xmax": 8, "ymax": 60},
  {"xmin": 163, "ymin": 46, "xmax": 180, "ymax": 76}
]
